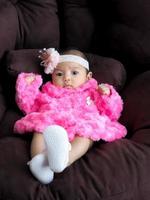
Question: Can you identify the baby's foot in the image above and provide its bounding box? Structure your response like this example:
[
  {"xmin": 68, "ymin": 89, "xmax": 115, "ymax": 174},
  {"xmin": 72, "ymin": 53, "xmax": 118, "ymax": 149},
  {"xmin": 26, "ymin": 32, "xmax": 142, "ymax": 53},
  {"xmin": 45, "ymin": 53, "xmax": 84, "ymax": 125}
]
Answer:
[
  {"xmin": 28, "ymin": 153, "xmax": 54, "ymax": 184},
  {"xmin": 43, "ymin": 125, "xmax": 71, "ymax": 172}
]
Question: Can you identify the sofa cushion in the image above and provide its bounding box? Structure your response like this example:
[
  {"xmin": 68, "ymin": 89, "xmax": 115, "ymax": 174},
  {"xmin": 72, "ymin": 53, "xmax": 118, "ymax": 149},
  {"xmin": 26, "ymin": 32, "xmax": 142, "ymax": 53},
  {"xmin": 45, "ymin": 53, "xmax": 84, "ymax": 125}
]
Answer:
[
  {"xmin": 120, "ymin": 70, "xmax": 150, "ymax": 144},
  {"xmin": 15, "ymin": 0, "xmax": 60, "ymax": 49},
  {"xmin": 0, "ymin": 128, "xmax": 150, "ymax": 199},
  {"xmin": 0, "ymin": 1, "xmax": 18, "ymax": 60},
  {"xmin": 86, "ymin": 53, "xmax": 126, "ymax": 91},
  {"xmin": 0, "ymin": 109, "xmax": 21, "ymax": 138},
  {"xmin": 7, "ymin": 49, "xmax": 42, "ymax": 75},
  {"xmin": 0, "ymin": 0, "xmax": 60, "ymax": 62},
  {"xmin": 90, "ymin": 0, "xmax": 150, "ymax": 77},
  {"xmin": 61, "ymin": 0, "xmax": 95, "ymax": 51},
  {"xmin": 0, "ymin": 85, "xmax": 6, "ymax": 123}
]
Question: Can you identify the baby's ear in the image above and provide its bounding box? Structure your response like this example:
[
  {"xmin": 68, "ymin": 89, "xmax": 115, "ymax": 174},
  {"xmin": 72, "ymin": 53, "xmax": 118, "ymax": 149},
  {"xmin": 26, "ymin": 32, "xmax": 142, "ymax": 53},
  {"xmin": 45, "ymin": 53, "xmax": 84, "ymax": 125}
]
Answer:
[{"xmin": 87, "ymin": 71, "xmax": 92, "ymax": 80}]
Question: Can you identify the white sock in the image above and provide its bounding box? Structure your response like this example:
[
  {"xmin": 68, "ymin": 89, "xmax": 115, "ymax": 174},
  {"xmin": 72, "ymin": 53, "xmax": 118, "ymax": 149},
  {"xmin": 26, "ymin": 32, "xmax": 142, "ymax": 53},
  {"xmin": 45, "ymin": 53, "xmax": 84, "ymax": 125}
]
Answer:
[
  {"xmin": 43, "ymin": 125, "xmax": 71, "ymax": 173},
  {"xmin": 28, "ymin": 153, "xmax": 54, "ymax": 184}
]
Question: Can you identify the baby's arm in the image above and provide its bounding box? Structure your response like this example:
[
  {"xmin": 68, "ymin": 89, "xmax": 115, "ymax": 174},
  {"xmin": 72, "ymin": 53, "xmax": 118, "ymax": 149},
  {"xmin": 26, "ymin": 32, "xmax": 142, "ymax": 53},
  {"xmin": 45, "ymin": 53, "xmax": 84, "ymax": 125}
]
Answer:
[
  {"xmin": 15, "ymin": 72, "xmax": 43, "ymax": 114},
  {"xmin": 94, "ymin": 83, "xmax": 123, "ymax": 121},
  {"xmin": 68, "ymin": 137, "xmax": 93, "ymax": 166}
]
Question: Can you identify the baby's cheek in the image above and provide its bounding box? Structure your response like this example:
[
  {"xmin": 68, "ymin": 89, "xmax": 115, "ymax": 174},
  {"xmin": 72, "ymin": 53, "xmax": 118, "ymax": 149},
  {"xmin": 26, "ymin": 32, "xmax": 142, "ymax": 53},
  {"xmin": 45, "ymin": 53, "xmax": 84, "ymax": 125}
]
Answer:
[
  {"xmin": 52, "ymin": 77, "xmax": 63, "ymax": 87},
  {"xmin": 74, "ymin": 77, "xmax": 87, "ymax": 88}
]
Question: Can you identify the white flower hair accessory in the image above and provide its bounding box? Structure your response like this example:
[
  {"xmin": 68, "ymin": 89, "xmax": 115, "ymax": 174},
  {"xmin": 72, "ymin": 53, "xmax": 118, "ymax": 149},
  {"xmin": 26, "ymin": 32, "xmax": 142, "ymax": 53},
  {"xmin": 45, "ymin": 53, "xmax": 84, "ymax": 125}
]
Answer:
[{"xmin": 40, "ymin": 48, "xmax": 60, "ymax": 74}]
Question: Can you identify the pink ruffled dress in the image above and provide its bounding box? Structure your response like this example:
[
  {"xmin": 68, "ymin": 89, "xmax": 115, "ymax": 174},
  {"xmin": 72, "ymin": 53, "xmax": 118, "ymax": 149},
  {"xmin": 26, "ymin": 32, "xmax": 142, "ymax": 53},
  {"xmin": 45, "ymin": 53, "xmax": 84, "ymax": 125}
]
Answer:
[{"xmin": 14, "ymin": 73, "xmax": 127, "ymax": 142}]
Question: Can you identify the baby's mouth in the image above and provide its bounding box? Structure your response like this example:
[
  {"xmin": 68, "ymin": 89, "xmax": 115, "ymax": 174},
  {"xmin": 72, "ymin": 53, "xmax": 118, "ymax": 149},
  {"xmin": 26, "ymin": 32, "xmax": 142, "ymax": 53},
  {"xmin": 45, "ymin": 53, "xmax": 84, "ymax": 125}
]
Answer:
[{"xmin": 64, "ymin": 85, "xmax": 73, "ymax": 88}]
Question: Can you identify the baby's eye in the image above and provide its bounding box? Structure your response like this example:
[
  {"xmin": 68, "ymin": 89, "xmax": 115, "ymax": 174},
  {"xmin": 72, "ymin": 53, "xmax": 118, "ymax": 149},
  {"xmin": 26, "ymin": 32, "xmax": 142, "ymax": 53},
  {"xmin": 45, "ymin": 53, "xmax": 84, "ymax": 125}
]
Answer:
[
  {"xmin": 56, "ymin": 72, "xmax": 63, "ymax": 76},
  {"xmin": 72, "ymin": 71, "xmax": 79, "ymax": 75}
]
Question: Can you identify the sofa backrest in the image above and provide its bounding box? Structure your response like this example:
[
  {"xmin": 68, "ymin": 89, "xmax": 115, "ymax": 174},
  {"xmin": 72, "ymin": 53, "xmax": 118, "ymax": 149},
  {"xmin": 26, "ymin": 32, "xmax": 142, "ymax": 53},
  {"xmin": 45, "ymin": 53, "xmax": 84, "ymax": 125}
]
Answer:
[
  {"xmin": 62, "ymin": 0, "xmax": 150, "ymax": 77},
  {"xmin": 0, "ymin": 0, "xmax": 60, "ymax": 62}
]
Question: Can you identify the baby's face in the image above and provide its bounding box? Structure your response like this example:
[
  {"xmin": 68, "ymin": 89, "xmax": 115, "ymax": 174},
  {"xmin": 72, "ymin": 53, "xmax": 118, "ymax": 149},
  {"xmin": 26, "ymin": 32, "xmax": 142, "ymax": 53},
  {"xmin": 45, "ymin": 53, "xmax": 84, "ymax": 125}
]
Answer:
[{"xmin": 52, "ymin": 62, "xmax": 92, "ymax": 88}]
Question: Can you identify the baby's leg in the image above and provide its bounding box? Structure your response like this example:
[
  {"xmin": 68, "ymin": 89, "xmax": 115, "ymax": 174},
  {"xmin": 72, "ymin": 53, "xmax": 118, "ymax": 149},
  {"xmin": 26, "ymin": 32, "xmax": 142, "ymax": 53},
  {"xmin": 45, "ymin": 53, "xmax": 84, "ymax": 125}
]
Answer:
[
  {"xmin": 43, "ymin": 125, "xmax": 71, "ymax": 172},
  {"xmin": 30, "ymin": 133, "xmax": 46, "ymax": 157},
  {"xmin": 68, "ymin": 136, "xmax": 93, "ymax": 166},
  {"xmin": 28, "ymin": 133, "xmax": 54, "ymax": 184},
  {"xmin": 43, "ymin": 126, "xmax": 93, "ymax": 172}
]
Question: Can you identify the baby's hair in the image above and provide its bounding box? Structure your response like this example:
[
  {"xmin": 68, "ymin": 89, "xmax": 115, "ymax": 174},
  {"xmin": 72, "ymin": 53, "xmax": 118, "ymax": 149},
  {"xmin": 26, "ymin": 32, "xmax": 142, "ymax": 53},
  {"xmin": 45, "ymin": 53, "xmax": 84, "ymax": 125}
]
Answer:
[{"xmin": 62, "ymin": 49, "xmax": 87, "ymax": 59}]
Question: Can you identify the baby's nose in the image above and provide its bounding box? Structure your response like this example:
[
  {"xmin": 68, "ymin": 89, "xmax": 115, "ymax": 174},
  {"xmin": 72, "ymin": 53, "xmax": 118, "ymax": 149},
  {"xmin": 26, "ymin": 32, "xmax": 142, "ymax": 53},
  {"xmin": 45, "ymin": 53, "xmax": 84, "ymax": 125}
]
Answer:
[{"xmin": 64, "ymin": 75, "xmax": 71, "ymax": 82}]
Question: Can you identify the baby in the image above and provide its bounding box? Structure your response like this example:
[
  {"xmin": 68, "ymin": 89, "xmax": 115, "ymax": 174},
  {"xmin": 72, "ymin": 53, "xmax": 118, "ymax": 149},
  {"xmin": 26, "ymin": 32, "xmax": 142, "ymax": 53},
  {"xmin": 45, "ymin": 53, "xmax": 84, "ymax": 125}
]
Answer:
[{"xmin": 14, "ymin": 48, "xmax": 127, "ymax": 184}]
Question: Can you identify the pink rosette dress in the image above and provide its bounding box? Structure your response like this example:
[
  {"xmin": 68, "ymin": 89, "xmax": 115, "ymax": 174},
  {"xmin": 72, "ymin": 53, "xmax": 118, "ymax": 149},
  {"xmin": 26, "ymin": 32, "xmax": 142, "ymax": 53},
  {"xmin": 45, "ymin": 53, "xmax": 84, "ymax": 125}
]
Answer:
[{"xmin": 14, "ymin": 72, "xmax": 127, "ymax": 142}]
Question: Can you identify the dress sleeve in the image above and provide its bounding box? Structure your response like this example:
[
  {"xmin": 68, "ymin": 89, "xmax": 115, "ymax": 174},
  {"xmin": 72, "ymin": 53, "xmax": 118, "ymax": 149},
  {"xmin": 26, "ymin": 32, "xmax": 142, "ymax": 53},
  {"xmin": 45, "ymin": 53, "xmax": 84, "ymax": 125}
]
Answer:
[
  {"xmin": 15, "ymin": 72, "xmax": 43, "ymax": 114},
  {"xmin": 93, "ymin": 83, "xmax": 123, "ymax": 121}
]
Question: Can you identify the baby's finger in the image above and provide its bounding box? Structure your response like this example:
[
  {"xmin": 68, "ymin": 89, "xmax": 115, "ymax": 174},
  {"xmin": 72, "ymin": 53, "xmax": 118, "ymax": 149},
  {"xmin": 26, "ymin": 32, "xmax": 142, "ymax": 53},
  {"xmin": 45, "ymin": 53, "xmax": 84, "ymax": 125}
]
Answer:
[{"xmin": 25, "ymin": 76, "xmax": 35, "ymax": 84}]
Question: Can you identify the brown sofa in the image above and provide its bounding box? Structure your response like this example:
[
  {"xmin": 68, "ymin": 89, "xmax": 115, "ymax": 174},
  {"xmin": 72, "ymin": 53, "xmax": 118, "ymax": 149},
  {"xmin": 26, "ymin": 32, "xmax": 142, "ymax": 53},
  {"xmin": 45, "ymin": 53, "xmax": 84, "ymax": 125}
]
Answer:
[{"xmin": 0, "ymin": 0, "xmax": 150, "ymax": 199}]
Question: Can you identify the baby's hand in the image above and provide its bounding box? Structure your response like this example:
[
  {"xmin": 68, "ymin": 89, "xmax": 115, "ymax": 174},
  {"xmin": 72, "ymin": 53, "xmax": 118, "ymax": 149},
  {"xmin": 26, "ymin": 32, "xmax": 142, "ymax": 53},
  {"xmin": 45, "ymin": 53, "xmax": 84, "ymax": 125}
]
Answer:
[
  {"xmin": 98, "ymin": 84, "xmax": 110, "ymax": 95},
  {"xmin": 25, "ymin": 75, "xmax": 36, "ymax": 84}
]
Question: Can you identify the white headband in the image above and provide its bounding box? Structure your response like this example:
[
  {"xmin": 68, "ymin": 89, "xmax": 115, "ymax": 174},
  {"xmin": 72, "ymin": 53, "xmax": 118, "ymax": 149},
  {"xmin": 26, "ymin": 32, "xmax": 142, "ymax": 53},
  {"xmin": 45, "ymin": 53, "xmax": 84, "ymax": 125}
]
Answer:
[
  {"xmin": 40, "ymin": 48, "xmax": 89, "ymax": 74},
  {"xmin": 59, "ymin": 55, "xmax": 89, "ymax": 70}
]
